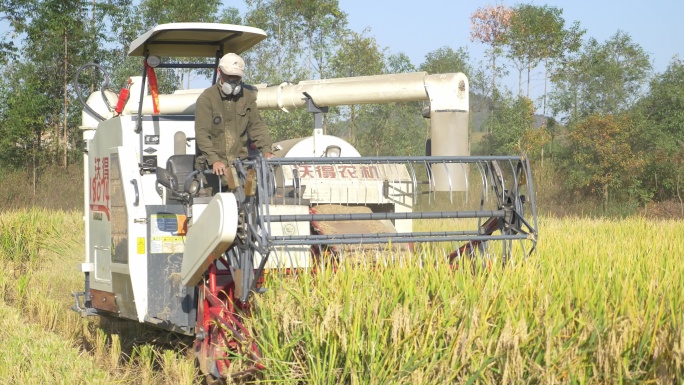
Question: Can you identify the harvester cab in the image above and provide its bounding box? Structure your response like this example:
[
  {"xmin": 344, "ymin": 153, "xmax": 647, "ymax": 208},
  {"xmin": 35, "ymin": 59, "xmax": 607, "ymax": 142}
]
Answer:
[{"xmin": 72, "ymin": 22, "xmax": 538, "ymax": 380}]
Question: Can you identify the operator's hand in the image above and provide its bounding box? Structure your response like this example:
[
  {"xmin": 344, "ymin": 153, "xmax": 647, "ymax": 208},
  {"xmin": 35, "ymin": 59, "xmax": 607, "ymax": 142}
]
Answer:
[
  {"xmin": 263, "ymin": 152, "xmax": 275, "ymax": 159},
  {"xmin": 212, "ymin": 161, "xmax": 226, "ymax": 175}
]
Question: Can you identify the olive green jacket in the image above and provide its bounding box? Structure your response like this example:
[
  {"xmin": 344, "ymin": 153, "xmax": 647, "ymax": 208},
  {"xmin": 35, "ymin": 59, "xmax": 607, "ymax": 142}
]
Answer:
[{"xmin": 195, "ymin": 83, "xmax": 272, "ymax": 168}]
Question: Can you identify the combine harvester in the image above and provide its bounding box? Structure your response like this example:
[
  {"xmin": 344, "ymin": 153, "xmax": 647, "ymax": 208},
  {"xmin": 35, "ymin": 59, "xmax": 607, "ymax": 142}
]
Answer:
[{"xmin": 71, "ymin": 23, "xmax": 538, "ymax": 381}]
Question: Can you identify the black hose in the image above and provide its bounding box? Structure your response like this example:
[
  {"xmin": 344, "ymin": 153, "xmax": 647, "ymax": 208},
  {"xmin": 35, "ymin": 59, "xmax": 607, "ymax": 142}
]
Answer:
[{"xmin": 74, "ymin": 62, "xmax": 115, "ymax": 122}]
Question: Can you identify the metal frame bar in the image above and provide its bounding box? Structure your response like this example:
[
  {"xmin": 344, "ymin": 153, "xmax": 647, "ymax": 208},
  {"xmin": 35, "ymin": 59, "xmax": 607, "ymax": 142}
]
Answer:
[
  {"xmin": 260, "ymin": 155, "xmax": 528, "ymax": 165},
  {"xmin": 271, "ymin": 234, "xmax": 530, "ymax": 246},
  {"xmin": 267, "ymin": 210, "xmax": 505, "ymax": 222}
]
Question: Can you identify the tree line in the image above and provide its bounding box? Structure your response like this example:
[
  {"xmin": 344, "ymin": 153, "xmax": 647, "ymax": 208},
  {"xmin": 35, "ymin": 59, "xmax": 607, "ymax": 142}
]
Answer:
[
  {"xmin": 469, "ymin": 4, "xmax": 683, "ymax": 208},
  {"xmin": 0, "ymin": 1, "xmax": 682, "ymax": 210}
]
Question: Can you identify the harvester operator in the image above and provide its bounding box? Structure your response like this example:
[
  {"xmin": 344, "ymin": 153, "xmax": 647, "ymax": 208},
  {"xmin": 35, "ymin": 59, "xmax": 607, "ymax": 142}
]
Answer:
[{"xmin": 195, "ymin": 52, "xmax": 274, "ymax": 187}]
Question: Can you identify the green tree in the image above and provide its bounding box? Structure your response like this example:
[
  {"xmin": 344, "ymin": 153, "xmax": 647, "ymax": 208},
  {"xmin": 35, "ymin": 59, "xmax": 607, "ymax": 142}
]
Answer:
[
  {"xmin": 12, "ymin": 0, "xmax": 100, "ymax": 167},
  {"xmin": 329, "ymin": 29, "xmax": 385, "ymax": 144},
  {"xmin": 549, "ymin": 31, "xmax": 651, "ymax": 122},
  {"xmin": 370, "ymin": 52, "xmax": 427, "ymax": 156},
  {"xmin": 244, "ymin": 0, "xmax": 306, "ymax": 83},
  {"xmin": 284, "ymin": 0, "xmax": 348, "ymax": 80},
  {"xmin": 0, "ymin": 62, "xmax": 57, "ymax": 193},
  {"xmin": 564, "ymin": 113, "xmax": 647, "ymax": 206},
  {"xmin": 419, "ymin": 46, "xmax": 471, "ymax": 76},
  {"xmin": 0, "ymin": 3, "xmax": 19, "ymax": 64},
  {"xmin": 635, "ymin": 57, "xmax": 684, "ymax": 205},
  {"xmin": 246, "ymin": 0, "xmax": 347, "ymax": 81},
  {"xmin": 0, "ymin": 0, "xmax": 137, "ymax": 171},
  {"xmin": 504, "ymin": 4, "xmax": 583, "ymax": 98},
  {"xmin": 638, "ymin": 57, "xmax": 684, "ymax": 144},
  {"xmin": 385, "ymin": 52, "xmax": 416, "ymax": 74},
  {"xmin": 139, "ymin": 0, "xmax": 222, "ymax": 24},
  {"xmin": 469, "ymin": 5, "xmax": 513, "ymax": 137},
  {"xmin": 0, "ymin": 63, "xmax": 52, "ymax": 167},
  {"xmin": 354, "ymin": 103, "xmax": 426, "ymax": 156},
  {"xmin": 242, "ymin": 0, "xmax": 349, "ymax": 143},
  {"xmin": 353, "ymin": 53, "xmax": 426, "ymax": 157},
  {"xmin": 330, "ymin": 29, "xmax": 385, "ymax": 78},
  {"xmin": 476, "ymin": 93, "xmax": 537, "ymax": 156},
  {"xmin": 241, "ymin": 0, "xmax": 310, "ymax": 141}
]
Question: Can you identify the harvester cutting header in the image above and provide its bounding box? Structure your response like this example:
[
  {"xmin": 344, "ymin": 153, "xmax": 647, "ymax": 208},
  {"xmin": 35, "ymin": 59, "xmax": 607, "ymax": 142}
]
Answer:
[{"xmin": 71, "ymin": 23, "xmax": 538, "ymax": 381}]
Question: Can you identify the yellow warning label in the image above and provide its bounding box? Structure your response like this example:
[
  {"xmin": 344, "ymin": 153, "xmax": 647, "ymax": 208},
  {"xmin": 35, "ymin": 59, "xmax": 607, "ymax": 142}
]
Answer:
[
  {"xmin": 137, "ymin": 237, "xmax": 145, "ymax": 254},
  {"xmin": 150, "ymin": 236, "xmax": 185, "ymax": 254}
]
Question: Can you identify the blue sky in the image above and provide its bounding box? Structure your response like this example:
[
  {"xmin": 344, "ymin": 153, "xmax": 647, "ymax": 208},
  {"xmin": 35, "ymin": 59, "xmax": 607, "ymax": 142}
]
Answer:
[
  {"xmin": 339, "ymin": 0, "xmax": 683, "ymax": 99},
  {"xmin": 3, "ymin": 0, "xmax": 681, "ymax": 105},
  {"xmin": 339, "ymin": 0, "xmax": 683, "ymax": 71},
  {"xmin": 4, "ymin": 1, "xmax": 681, "ymax": 76}
]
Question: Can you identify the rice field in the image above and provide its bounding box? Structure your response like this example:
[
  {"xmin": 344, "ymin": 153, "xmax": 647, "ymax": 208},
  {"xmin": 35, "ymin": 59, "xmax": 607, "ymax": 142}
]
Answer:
[{"xmin": 0, "ymin": 208, "xmax": 682, "ymax": 384}]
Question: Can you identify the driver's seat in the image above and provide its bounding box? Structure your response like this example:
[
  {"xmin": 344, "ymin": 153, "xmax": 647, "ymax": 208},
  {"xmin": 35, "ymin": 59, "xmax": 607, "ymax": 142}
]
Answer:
[{"xmin": 165, "ymin": 155, "xmax": 195, "ymax": 204}]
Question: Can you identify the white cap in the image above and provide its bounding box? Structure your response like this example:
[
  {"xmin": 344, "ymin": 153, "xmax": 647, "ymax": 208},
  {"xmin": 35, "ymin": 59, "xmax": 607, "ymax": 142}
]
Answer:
[{"xmin": 218, "ymin": 53, "xmax": 245, "ymax": 78}]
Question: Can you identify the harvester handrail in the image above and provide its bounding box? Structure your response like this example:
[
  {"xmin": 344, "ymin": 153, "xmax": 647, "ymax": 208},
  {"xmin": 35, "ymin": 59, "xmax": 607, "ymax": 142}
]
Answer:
[
  {"xmin": 267, "ymin": 210, "xmax": 506, "ymax": 223},
  {"xmin": 270, "ymin": 233, "xmax": 530, "ymax": 246},
  {"xmin": 260, "ymin": 155, "xmax": 527, "ymax": 166}
]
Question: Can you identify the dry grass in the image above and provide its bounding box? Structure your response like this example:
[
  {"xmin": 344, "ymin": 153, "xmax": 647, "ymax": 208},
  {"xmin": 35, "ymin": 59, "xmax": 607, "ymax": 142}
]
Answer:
[
  {"xmin": 0, "ymin": 165, "xmax": 83, "ymax": 211},
  {"xmin": 1, "ymin": 208, "xmax": 682, "ymax": 384},
  {"xmin": 0, "ymin": 303, "xmax": 109, "ymax": 384},
  {"xmin": 250, "ymin": 216, "xmax": 684, "ymax": 384},
  {"xmin": 0, "ymin": 208, "xmax": 199, "ymax": 385}
]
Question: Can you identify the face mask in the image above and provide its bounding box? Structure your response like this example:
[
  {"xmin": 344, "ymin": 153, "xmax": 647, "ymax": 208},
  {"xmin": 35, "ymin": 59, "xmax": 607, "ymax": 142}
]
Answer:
[{"xmin": 222, "ymin": 80, "xmax": 242, "ymax": 96}]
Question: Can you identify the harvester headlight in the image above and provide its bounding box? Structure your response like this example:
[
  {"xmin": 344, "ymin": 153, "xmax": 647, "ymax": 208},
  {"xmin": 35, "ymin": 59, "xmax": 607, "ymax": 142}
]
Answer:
[
  {"xmin": 146, "ymin": 55, "xmax": 161, "ymax": 68},
  {"xmin": 325, "ymin": 145, "xmax": 341, "ymax": 157}
]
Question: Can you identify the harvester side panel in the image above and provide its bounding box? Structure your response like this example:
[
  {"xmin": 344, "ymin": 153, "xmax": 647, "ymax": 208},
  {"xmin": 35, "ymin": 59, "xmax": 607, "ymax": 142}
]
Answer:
[
  {"xmin": 117, "ymin": 144, "xmax": 150, "ymax": 321},
  {"xmin": 110, "ymin": 152, "xmax": 128, "ymax": 264},
  {"xmin": 108, "ymin": 152, "xmax": 137, "ymax": 319},
  {"xmin": 145, "ymin": 205, "xmax": 197, "ymax": 335},
  {"xmin": 88, "ymin": 118, "xmax": 124, "ymax": 293},
  {"xmin": 86, "ymin": 117, "xmax": 147, "ymax": 319}
]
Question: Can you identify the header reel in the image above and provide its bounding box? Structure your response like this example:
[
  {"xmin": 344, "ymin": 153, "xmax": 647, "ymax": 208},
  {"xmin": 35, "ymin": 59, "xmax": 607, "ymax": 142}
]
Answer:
[{"xmin": 156, "ymin": 154, "xmax": 539, "ymax": 303}]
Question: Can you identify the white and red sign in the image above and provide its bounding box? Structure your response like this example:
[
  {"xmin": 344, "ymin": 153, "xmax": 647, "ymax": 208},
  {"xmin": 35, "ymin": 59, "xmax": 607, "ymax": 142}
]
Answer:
[
  {"xmin": 294, "ymin": 164, "xmax": 380, "ymax": 180},
  {"xmin": 90, "ymin": 156, "xmax": 110, "ymax": 220}
]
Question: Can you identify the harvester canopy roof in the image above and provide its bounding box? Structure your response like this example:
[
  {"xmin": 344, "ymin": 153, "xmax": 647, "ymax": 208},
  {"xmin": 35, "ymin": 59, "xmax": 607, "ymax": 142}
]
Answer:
[{"xmin": 128, "ymin": 23, "xmax": 267, "ymax": 58}]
